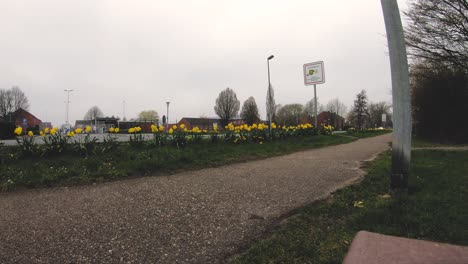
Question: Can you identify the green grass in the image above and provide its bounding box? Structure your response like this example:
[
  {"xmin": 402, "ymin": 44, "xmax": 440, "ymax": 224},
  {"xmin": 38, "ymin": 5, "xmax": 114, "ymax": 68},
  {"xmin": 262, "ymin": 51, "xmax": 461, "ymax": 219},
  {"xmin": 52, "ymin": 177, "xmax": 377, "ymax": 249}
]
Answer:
[
  {"xmin": 0, "ymin": 135, "xmax": 354, "ymax": 191},
  {"xmin": 412, "ymin": 136, "xmax": 468, "ymax": 148},
  {"xmin": 232, "ymin": 150, "xmax": 468, "ymax": 264},
  {"xmin": 347, "ymin": 129, "xmax": 392, "ymax": 139}
]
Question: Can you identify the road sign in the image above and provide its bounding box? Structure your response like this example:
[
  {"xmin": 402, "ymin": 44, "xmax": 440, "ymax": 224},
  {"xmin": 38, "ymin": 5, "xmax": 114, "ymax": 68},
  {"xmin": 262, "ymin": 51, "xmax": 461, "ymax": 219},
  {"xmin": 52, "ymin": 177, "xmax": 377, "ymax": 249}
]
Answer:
[
  {"xmin": 382, "ymin": 114, "xmax": 387, "ymax": 122},
  {"xmin": 303, "ymin": 61, "xmax": 325, "ymax": 85}
]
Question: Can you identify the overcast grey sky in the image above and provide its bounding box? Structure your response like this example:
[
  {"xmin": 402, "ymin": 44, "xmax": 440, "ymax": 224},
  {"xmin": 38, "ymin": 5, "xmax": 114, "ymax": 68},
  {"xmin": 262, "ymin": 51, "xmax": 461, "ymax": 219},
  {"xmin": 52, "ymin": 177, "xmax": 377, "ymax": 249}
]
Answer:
[{"xmin": 0, "ymin": 0, "xmax": 409, "ymax": 126}]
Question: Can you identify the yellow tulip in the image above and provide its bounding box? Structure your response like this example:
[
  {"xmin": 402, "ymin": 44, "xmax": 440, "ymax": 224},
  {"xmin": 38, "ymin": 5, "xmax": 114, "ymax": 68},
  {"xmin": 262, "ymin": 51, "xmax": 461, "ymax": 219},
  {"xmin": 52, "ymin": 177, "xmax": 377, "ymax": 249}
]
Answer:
[{"xmin": 14, "ymin": 127, "xmax": 23, "ymax": 135}]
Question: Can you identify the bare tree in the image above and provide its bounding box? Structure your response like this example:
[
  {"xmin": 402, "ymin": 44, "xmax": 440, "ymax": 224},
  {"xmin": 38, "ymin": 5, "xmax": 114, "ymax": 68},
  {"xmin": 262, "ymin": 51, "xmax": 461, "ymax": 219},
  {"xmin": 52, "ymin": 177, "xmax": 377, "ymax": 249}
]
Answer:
[
  {"xmin": 303, "ymin": 97, "xmax": 322, "ymax": 118},
  {"xmin": 266, "ymin": 84, "xmax": 276, "ymax": 123},
  {"xmin": 368, "ymin": 101, "xmax": 392, "ymax": 128},
  {"xmin": 240, "ymin": 96, "xmax": 260, "ymax": 125},
  {"xmin": 84, "ymin": 106, "xmax": 104, "ymax": 120},
  {"xmin": 404, "ymin": 0, "xmax": 468, "ymax": 71},
  {"xmin": 214, "ymin": 87, "xmax": 240, "ymax": 127},
  {"xmin": 276, "ymin": 104, "xmax": 304, "ymax": 126},
  {"xmin": 0, "ymin": 86, "xmax": 30, "ymax": 117},
  {"xmin": 326, "ymin": 98, "xmax": 348, "ymax": 117}
]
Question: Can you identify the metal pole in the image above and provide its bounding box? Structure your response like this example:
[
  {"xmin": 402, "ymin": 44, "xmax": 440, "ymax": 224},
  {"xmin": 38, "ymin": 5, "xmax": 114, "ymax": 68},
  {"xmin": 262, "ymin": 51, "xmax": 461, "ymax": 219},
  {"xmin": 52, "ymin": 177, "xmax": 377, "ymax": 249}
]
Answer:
[
  {"xmin": 381, "ymin": 0, "xmax": 412, "ymax": 189},
  {"xmin": 267, "ymin": 59, "xmax": 271, "ymax": 136},
  {"xmin": 123, "ymin": 100, "xmax": 126, "ymax": 121},
  {"xmin": 64, "ymin": 89, "xmax": 74, "ymax": 125},
  {"xmin": 166, "ymin": 102, "xmax": 170, "ymax": 131},
  {"xmin": 66, "ymin": 91, "xmax": 70, "ymax": 125},
  {"xmin": 314, "ymin": 84, "xmax": 318, "ymax": 129}
]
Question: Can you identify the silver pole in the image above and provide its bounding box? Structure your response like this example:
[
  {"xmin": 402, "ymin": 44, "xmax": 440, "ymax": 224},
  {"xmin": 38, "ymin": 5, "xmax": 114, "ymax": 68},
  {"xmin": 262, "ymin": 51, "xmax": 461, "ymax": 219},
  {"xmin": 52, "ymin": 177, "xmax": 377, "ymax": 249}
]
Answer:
[
  {"xmin": 381, "ymin": 0, "xmax": 412, "ymax": 189},
  {"xmin": 166, "ymin": 102, "xmax": 170, "ymax": 131},
  {"xmin": 64, "ymin": 89, "xmax": 74, "ymax": 125},
  {"xmin": 267, "ymin": 59, "xmax": 271, "ymax": 136},
  {"xmin": 314, "ymin": 84, "xmax": 318, "ymax": 129}
]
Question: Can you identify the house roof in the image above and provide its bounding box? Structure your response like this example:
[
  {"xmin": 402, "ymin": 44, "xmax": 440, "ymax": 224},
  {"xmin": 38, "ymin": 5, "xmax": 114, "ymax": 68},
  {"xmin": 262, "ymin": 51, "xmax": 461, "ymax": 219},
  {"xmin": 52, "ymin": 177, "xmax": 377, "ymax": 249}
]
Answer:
[{"xmin": 12, "ymin": 108, "xmax": 42, "ymax": 122}]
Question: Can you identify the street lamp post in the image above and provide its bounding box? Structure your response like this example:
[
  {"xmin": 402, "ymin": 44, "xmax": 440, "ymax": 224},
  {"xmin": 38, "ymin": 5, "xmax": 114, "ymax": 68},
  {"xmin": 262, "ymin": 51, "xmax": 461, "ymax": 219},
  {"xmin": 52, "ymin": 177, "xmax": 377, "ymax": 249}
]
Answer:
[
  {"xmin": 166, "ymin": 102, "xmax": 170, "ymax": 131},
  {"xmin": 64, "ymin": 89, "xmax": 74, "ymax": 126},
  {"xmin": 267, "ymin": 55, "xmax": 274, "ymax": 137}
]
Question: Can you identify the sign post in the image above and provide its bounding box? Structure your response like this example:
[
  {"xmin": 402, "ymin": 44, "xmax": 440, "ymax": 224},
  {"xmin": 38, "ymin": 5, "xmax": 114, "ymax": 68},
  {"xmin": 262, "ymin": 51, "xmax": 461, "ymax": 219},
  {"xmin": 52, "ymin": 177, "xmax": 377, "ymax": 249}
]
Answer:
[
  {"xmin": 381, "ymin": 0, "xmax": 412, "ymax": 189},
  {"xmin": 303, "ymin": 61, "xmax": 325, "ymax": 129}
]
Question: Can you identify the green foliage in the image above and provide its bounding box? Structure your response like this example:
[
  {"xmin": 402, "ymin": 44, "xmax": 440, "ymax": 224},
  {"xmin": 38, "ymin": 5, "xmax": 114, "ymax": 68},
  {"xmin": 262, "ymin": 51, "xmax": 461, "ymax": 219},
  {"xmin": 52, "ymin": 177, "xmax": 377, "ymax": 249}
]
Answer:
[{"xmin": 411, "ymin": 64, "xmax": 468, "ymax": 143}]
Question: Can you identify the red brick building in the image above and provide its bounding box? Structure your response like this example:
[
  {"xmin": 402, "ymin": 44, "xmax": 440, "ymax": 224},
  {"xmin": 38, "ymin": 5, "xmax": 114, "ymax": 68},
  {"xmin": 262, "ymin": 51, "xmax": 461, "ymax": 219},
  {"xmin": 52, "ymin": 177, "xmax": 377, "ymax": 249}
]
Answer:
[
  {"xmin": 6, "ymin": 108, "xmax": 42, "ymax": 129},
  {"xmin": 314, "ymin": 111, "xmax": 345, "ymax": 130}
]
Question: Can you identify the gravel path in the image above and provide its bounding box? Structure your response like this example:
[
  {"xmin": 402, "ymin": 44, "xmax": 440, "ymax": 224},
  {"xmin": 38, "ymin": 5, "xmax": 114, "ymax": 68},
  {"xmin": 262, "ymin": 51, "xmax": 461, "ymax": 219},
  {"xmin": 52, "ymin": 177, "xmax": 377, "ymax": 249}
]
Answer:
[{"xmin": 0, "ymin": 134, "xmax": 391, "ymax": 264}]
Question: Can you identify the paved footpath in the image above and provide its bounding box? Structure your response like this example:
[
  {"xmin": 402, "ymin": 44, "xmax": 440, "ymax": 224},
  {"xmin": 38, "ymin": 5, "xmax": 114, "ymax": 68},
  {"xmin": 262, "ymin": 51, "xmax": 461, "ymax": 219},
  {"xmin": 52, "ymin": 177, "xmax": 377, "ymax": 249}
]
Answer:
[{"xmin": 0, "ymin": 134, "xmax": 391, "ymax": 264}]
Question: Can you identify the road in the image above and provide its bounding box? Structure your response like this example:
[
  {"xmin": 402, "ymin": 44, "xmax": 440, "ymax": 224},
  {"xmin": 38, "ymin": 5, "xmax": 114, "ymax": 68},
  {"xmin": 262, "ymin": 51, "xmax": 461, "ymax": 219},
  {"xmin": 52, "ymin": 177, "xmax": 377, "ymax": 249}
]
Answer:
[{"xmin": 0, "ymin": 133, "xmax": 392, "ymax": 263}]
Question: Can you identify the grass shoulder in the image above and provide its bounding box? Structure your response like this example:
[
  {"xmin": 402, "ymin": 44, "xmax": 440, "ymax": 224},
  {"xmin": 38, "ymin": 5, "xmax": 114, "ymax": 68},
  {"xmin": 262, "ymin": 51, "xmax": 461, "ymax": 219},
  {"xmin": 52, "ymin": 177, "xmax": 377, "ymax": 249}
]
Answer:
[
  {"xmin": 231, "ymin": 149, "xmax": 468, "ymax": 263},
  {"xmin": 0, "ymin": 135, "xmax": 354, "ymax": 191}
]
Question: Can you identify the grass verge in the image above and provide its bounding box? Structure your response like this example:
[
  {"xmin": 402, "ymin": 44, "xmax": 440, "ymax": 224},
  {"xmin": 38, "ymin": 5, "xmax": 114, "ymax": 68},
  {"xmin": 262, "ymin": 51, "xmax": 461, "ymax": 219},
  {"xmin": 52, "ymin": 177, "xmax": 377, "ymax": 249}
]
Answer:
[
  {"xmin": 231, "ymin": 149, "xmax": 468, "ymax": 264},
  {"xmin": 347, "ymin": 129, "xmax": 392, "ymax": 139},
  {"xmin": 0, "ymin": 135, "xmax": 354, "ymax": 191},
  {"xmin": 412, "ymin": 136, "xmax": 468, "ymax": 148}
]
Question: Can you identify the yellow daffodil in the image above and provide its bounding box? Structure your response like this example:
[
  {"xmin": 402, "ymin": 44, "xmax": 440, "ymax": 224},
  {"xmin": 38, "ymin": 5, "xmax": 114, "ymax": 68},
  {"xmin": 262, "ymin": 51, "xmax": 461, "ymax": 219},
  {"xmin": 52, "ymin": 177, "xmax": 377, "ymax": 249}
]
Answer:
[
  {"xmin": 150, "ymin": 125, "xmax": 158, "ymax": 133},
  {"xmin": 40, "ymin": 131, "xmax": 45, "ymax": 137},
  {"xmin": 44, "ymin": 127, "xmax": 50, "ymax": 134},
  {"xmin": 135, "ymin": 127, "xmax": 142, "ymax": 132},
  {"xmin": 85, "ymin": 126, "xmax": 91, "ymax": 133},
  {"xmin": 159, "ymin": 125, "xmax": 164, "ymax": 131},
  {"xmin": 128, "ymin": 128, "xmax": 135, "ymax": 133},
  {"xmin": 75, "ymin": 128, "xmax": 83, "ymax": 134},
  {"xmin": 14, "ymin": 127, "xmax": 23, "ymax": 135},
  {"xmin": 353, "ymin": 201, "xmax": 364, "ymax": 208},
  {"xmin": 213, "ymin": 124, "xmax": 218, "ymax": 131},
  {"xmin": 172, "ymin": 125, "xmax": 177, "ymax": 130},
  {"xmin": 66, "ymin": 131, "xmax": 75, "ymax": 137},
  {"xmin": 28, "ymin": 131, "xmax": 34, "ymax": 137},
  {"xmin": 168, "ymin": 128, "xmax": 174, "ymax": 134},
  {"xmin": 109, "ymin": 127, "xmax": 115, "ymax": 133},
  {"xmin": 50, "ymin": 128, "xmax": 57, "ymax": 135},
  {"xmin": 114, "ymin": 128, "xmax": 120, "ymax": 133},
  {"xmin": 180, "ymin": 124, "xmax": 185, "ymax": 129}
]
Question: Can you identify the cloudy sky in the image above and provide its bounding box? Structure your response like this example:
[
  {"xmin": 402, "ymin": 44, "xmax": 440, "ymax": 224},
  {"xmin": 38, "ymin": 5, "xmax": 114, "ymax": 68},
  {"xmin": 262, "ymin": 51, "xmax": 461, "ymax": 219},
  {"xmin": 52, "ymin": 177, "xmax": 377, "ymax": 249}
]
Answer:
[{"xmin": 0, "ymin": 0, "xmax": 409, "ymax": 126}]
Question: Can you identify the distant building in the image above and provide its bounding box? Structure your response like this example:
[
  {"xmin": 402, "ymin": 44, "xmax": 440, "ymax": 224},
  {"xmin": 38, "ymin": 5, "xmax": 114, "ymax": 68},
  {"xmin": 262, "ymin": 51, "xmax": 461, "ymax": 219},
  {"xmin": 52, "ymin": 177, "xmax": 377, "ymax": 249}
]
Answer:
[
  {"xmin": 75, "ymin": 117, "xmax": 159, "ymax": 133},
  {"xmin": 177, "ymin": 117, "xmax": 245, "ymax": 131},
  {"xmin": 5, "ymin": 108, "xmax": 42, "ymax": 129},
  {"xmin": 40, "ymin": 122, "xmax": 53, "ymax": 130},
  {"xmin": 314, "ymin": 111, "xmax": 345, "ymax": 130}
]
